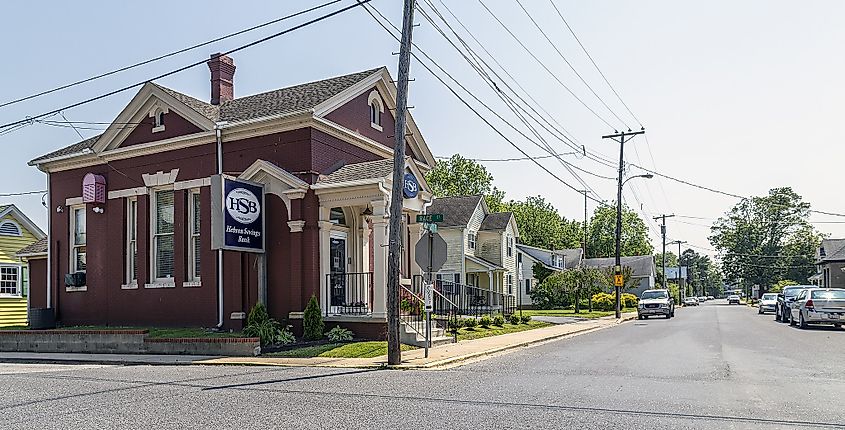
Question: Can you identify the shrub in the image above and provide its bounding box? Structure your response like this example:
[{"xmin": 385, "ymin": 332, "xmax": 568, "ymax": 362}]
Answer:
[
  {"xmin": 520, "ymin": 314, "xmax": 532, "ymax": 324},
  {"xmin": 303, "ymin": 295, "xmax": 324, "ymax": 341},
  {"xmin": 591, "ymin": 292, "xmax": 616, "ymax": 311},
  {"xmin": 448, "ymin": 318, "xmax": 463, "ymax": 332},
  {"xmin": 325, "ymin": 325, "xmax": 354, "ymax": 342},
  {"xmin": 493, "ymin": 315, "xmax": 505, "ymax": 326},
  {"xmin": 464, "ymin": 318, "xmax": 478, "ymax": 329},
  {"xmin": 479, "ymin": 315, "xmax": 492, "ymax": 328},
  {"xmin": 621, "ymin": 293, "xmax": 638, "ymax": 309},
  {"xmin": 243, "ymin": 303, "xmax": 290, "ymax": 346},
  {"xmin": 509, "ymin": 314, "xmax": 521, "ymax": 325}
]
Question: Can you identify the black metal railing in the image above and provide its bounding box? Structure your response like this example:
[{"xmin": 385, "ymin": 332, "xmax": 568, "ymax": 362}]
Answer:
[
  {"xmin": 412, "ymin": 275, "xmax": 516, "ymax": 319},
  {"xmin": 325, "ymin": 272, "xmax": 373, "ymax": 316}
]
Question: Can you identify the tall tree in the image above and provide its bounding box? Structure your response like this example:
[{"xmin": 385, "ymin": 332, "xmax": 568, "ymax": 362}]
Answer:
[
  {"xmin": 586, "ymin": 204, "xmax": 653, "ymax": 258},
  {"xmin": 425, "ymin": 154, "xmax": 505, "ymax": 210},
  {"xmin": 709, "ymin": 187, "xmax": 822, "ymax": 292},
  {"xmin": 679, "ymin": 249, "xmax": 722, "ymax": 296},
  {"xmin": 503, "ymin": 196, "xmax": 582, "ymax": 250}
]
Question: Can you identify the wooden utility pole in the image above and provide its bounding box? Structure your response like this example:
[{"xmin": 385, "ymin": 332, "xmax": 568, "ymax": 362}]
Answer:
[
  {"xmin": 652, "ymin": 214, "xmax": 674, "ymax": 291},
  {"xmin": 386, "ymin": 0, "xmax": 416, "ymax": 366},
  {"xmin": 602, "ymin": 129, "xmax": 645, "ymax": 319}
]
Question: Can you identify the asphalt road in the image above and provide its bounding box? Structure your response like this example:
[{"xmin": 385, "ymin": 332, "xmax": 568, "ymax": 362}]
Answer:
[{"xmin": 2, "ymin": 300, "xmax": 843, "ymax": 430}]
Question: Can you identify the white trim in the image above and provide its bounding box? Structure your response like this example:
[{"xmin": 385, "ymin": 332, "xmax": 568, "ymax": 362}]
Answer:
[
  {"xmin": 150, "ymin": 187, "xmax": 176, "ymax": 283},
  {"xmin": 144, "ymin": 283, "xmax": 175, "ymax": 289},
  {"xmin": 0, "ymin": 264, "xmax": 22, "ymax": 297},
  {"xmin": 65, "ymin": 197, "xmax": 83, "ymax": 206},
  {"xmin": 183, "ymin": 281, "xmax": 202, "ymax": 288},
  {"xmin": 0, "ymin": 220, "xmax": 23, "ymax": 237},
  {"xmin": 126, "ymin": 197, "xmax": 138, "ymax": 285},
  {"xmin": 69, "ymin": 205, "xmax": 86, "ymax": 274},
  {"xmin": 121, "ymin": 282, "xmax": 138, "ymax": 290},
  {"xmin": 142, "ymin": 169, "xmax": 179, "ymax": 187},
  {"xmin": 187, "ymin": 189, "xmax": 201, "ymax": 283},
  {"xmin": 108, "ymin": 187, "xmax": 147, "ymax": 200},
  {"xmin": 65, "ymin": 286, "xmax": 88, "ymax": 292},
  {"xmin": 0, "ymin": 205, "xmax": 45, "ymax": 239},
  {"xmin": 368, "ymin": 90, "xmax": 384, "ymax": 131},
  {"xmin": 174, "ymin": 177, "xmax": 211, "ymax": 191},
  {"xmin": 287, "ymin": 220, "xmax": 305, "ymax": 233}
]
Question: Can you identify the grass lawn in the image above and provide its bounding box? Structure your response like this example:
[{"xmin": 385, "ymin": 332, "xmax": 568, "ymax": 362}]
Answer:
[
  {"xmin": 265, "ymin": 341, "xmax": 416, "ymax": 359},
  {"xmin": 455, "ymin": 320, "xmax": 552, "ymax": 341},
  {"xmin": 0, "ymin": 325, "xmax": 245, "ymax": 338},
  {"xmin": 520, "ymin": 308, "xmax": 637, "ymax": 319}
]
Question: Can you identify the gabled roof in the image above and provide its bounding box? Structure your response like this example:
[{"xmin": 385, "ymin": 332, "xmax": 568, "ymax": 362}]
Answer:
[
  {"xmin": 31, "ymin": 67, "xmax": 389, "ymax": 165},
  {"xmin": 0, "ymin": 205, "xmax": 45, "ymax": 239},
  {"xmin": 582, "ymin": 255, "xmax": 655, "ymax": 278},
  {"xmin": 17, "ymin": 237, "xmax": 47, "ymax": 257},
  {"xmin": 818, "ymin": 238, "xmax": 845, "ymax": 263},
  {"xmin": 516, "ymin": 244, "xmax": 582, "ymax": 270},
  {"xmin": 480, "ymin": 212, "xmax": 513, "ymax": 231},
  {"xmin": 426, "ymin": 195, "xmax": 484, "ymax": 228},
  {"xmin": 557, "ymin": 248, "xmax": 583, "ymax": 269}
]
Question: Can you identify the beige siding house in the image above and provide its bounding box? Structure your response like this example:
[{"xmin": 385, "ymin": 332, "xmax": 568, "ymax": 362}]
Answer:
[{"xmin": 426, "ymin": 196, "xmax": 519, "ymax": 298}]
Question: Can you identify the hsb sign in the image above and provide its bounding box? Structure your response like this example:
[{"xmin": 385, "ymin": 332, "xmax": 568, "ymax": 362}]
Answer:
[{"xmin": 211, "ymin": 175, "xmax": 265, "ymax": 253}]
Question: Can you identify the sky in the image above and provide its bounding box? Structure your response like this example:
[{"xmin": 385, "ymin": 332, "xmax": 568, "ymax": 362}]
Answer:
[{"xmin": 2, "ymin": 0, "xmax": 845, "ymax": 259}]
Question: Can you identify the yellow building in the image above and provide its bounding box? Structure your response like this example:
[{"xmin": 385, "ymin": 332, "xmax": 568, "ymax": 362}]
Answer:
[{"xmin": 0, "ymin": 205, "xmax": 45, "ymax": 327}]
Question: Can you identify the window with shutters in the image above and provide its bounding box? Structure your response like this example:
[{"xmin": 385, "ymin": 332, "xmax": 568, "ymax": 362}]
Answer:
[
  {"xmin": 125, "ymin": 197, "xmax": 138, "ymax": 286},
  {"xmin": 152, "ymin": 190, "xmax": 175, "ymax": 282},
  {"xmin": 188, "ymin": 190, "xmax": 201, "ymax": 282},
  {"xmin": 70, "ymin": 206, "xmax": 86, "ymax": 273},
  {"xmin": 0, "ymin": 265, "xmax": 20, "ymax": 296},
  {"xmin": 0, "ymin": 221, "xmax": 21, "ymax": 236}
]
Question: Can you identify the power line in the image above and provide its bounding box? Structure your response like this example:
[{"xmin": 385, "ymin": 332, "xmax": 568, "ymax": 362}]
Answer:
[
  {"xmin": 546, "ymin": 0, "xmax": 643, "ymax": 127},
  {"xmin": 0, "ymin": 0, "xmax": 345, "ymax": 110},
  {"xmin": 512, "ymin": 0, "xmax": 630, "ymax": 129},
  {"xmin": 0, "ymin": 190, "xmax": 47, "ymax": 197},
  {"xmin": 363, "ymin": 3, "xmax": 603, "ymax": 203},
  {"xmin": 0, "ymin": 0, "xmax": 371, "ymax": 132},
  {"xmin": 435, "ymin": 153, "xmax": 577, "ymax": 162}
]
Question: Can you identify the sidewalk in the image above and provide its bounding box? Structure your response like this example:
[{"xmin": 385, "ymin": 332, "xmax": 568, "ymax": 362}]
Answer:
[{"xmin": 0, "ymin": 312, "xmax": 636, "ymax": 370}]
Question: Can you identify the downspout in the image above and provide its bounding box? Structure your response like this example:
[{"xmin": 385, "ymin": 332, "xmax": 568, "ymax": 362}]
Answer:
[
  {"xmin": 46, "ymin": 172, "xmax": 51, "ymax": 310},
  {"xmin": 215, "ymin": 123, "xmax": 225, "ymax": 328}
]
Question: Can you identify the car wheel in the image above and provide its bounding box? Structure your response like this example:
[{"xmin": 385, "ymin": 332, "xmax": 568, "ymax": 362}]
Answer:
[
  {"xmin": 758, "ymin": 307, "xmax": 763, "ymax": 314},
  {"xmin": 638, "ymin": 315, "xmax": 643, "ymax": 320},
  {"xmin": 789, "ymin": 312, "xmax": 796, "ymax": 326},
  {"xmin": 799, "ymin": 312, "xmax": 808, "ymax": 329}
]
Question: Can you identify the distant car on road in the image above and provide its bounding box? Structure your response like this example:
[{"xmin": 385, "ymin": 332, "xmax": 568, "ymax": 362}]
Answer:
[
  {"xmin": 789, "ymin": 288, "xmax": 845, "ymax": 329},
  {"xmin": 707, "ymin": 296, "xmax": 715, "ymax": 301},
  {"xmin": 698, "ymin": 296, "xmax": 708, "ymax": 302},
  {"xmin": 638, "ymin": 289, "xmax": 675, "ymax": 319},
  {"xmin": 683, "ymin": 297, "xmax": 698, "ymax": 306},
  {"xmin": 776, "ymin": 285, "xmax": 813, "ymax": 323},
  {"xmin": 727, "ymin": 295, "xmax": 741, "ymax": 305},
  {"xmin": 758, "ymin": 293, "xmax": 778, "ymax": 314}
]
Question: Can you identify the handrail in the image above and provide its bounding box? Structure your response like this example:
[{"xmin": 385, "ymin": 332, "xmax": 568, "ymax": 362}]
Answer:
[
  {"xmin": 432, "ymin": 288, "xmax": 458, "ymax": 308},
  {"xmin": 400, "ymin": 285, "xmax": 424, "ymax": 302}
]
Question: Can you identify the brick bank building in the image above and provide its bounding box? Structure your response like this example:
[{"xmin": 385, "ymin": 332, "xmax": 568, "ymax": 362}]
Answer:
[{"xmin": 28, "ymin": 54, "xmax": 436, "ymax": 336}]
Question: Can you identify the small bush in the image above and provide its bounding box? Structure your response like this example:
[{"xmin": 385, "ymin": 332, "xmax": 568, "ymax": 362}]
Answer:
[
  {"xmin": 448, "ymin": 318, "xmax": 463, "ymax": 332},
  {"xmin": 591, "ymin": 292, "xmax": 616, "ymax": 311},
  {"xmin": 325, "ymin": 325, "xmax": 354, "ymax": 342},
  {"xmin": 493, "ymin": 315, "xmax": 505, "ymax": 326},
  {"xmin": 303, "ymin": 295, "xmax": 325, "ymax": 341},
  {"xmin": 479, "ymin": 315, "xmax": 492, "ymax": 328},
  {"xmin": 520, "ymin": 314, "xmax": 532, "ymax": 324},
  {"xmin": 621, "ymin": 293, "xmax": 638, "ymax": 309},
  {"xmin": 463, "ymin": 318, "xmax": 478, "ymax": 329},
  {"xmin": 277, "ymin": 325, "xmax": 296, "ymax": 345},
  {"xmin": 509, "ymin": 314, "xmax": 521, "ymax": 325},
  {"xmin": 243, "ymin": 303, "xmax": 290, "ymax": 346}
]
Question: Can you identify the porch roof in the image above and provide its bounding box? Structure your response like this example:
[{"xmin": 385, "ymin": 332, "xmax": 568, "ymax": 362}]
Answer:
[{"xmin": 465, "ymin": 254, "xmax": 505, "ymax": 272}]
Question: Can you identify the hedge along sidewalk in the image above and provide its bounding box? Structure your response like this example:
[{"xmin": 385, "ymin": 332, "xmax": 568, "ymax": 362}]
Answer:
[{"xmin": 198, "ymin": 312, "xmax": 638, "ymax": 369}]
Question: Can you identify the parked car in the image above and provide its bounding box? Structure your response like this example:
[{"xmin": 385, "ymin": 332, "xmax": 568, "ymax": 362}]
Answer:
[
  {"xmin": 707, "ymin": 296, "xmax": 715, "ymax": 301},
  {"xmin": 758, "ymin": 293, "xmax": 778, "ymax": 314},
  {"xmin": 727, "ymin": 295, "xmax": 741, "ymax": 305},
  {"xmin": 683, "ymin": 297, "xmax": 698, "ymax": 306},
  {"xmin": 638, "ymin": 289, "xmax": 675, "ymax": 319},
  {"xmin": 698, "ymin": 296, "xmax": 708, "ymax": 303},
  {"xmin": 776, "ymin": 285, "xmax": 813, "ymax": 323},
  {"xmin": 789, "ymin": 288, "xmax": 845, "ymax": 329}
]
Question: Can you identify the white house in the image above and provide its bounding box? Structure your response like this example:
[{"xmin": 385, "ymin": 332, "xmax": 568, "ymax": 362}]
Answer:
[{"xmin": 516, "ymin": 244, "xmax": 583, "ymax": 306}]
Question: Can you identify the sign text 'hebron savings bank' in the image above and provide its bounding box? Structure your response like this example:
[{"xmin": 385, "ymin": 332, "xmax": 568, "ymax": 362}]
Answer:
[{"xmin": 211, "ymin": 175, "xmax": 265, "ymax": 253}]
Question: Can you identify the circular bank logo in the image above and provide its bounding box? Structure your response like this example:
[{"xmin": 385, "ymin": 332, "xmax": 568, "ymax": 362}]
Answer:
[{"xmin": 226, "ymin": 187, "xmax": 261, "ymax": 224}]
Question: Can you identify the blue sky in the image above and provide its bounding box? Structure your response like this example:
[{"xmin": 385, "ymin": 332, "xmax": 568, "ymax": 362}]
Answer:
[{"xmin": 2, "ymin": 0, "xmax": 845, "ymax": 256}]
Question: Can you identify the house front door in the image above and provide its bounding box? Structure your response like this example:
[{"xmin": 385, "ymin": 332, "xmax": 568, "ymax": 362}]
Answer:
[{"xmin": 329, "ymin": 233, "xmax": 347, "ymax": 306}]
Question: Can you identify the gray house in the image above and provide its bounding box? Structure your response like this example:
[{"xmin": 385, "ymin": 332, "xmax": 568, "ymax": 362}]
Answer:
[
  {"xmin": 813, "ymin": 238, "xmax": 845, "ymax": 288},
  {"xmin": 426, "ymin": 195, "xmax": 519, "ymax": 298},
  {"xmin": 516, "ymin": 244, "xmax": 582, "ymax": 306},
  {"xmin": 582, "ymin": 255, "xmax": 656, "ymax": 297}
]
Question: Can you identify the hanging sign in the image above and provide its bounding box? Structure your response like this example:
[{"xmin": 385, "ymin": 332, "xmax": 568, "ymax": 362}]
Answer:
[
  {"xmin": 211, "ymin": 175, "xmax": 265, "ymax": 253},
  {"xmin": 403, "ymin": 173, "xmax": 419, "ymax": 199}
]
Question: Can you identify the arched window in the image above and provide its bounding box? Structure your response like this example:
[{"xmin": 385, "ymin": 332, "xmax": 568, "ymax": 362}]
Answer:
[
  {"xmin": 0, "ymin": 221, "xmax": 21, "ymax": 236},
  {"xmin": 367, "ymin": 90, "xmax": 384, "ymax": 131},
  {"xmin": 370, "ymin": 102, "xmax": 380, "ymax": 126},
  {"xmin": 150, "ymin": 106, "xmax": 168, "ymax": 132}
]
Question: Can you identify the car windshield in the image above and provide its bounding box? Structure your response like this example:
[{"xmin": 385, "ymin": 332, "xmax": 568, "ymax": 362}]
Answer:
[
  {"xmin": 783, "ymin": 288, "xmax": 804, "ymax": 297},
  {"xmin": 641, "ymin": 291, "xmax": 668, "ymax": 299},
  {"xmin": 811, "ymin": 290, "xmax": 845, "ymax": 300},
  {"xmin": 762, "ymin": 294, "xmax": 777, "ymax": 300}
]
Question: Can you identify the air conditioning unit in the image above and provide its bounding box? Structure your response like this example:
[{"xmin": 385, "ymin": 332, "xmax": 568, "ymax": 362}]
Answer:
[{"xmin": 64, "ymin": 272, "xmax": 86, "ymax": 287}]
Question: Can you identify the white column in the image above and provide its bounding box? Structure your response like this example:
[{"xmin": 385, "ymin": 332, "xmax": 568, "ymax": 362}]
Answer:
[
  {"xmin": 318, "ymin": 206, "xmax": 332, "ymax": 314},
  {"xmin": 371, "ymin": 200, "xmax": 388, "ymax": 318}
]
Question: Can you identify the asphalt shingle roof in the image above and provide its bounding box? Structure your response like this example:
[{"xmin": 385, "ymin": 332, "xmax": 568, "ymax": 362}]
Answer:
[
  {"xmin": 426, "ymin": 195, "xmax": 484, "ymax": 228},
  {"xmin": 516, "ymin": 244, "xmax": 582, "ymax": 270},
  {"xmin": 818, "ymin": 238, "xmax": 845, "ymax": 262},
  {"xmin": 32, "ymin": 68, "xmax": 383, "ymax": 164},
  {"xmin": 582, "ymin": 255, "xmax": 655, "ymax": 278},
  {"xmin": 17, "ymin": 237, "xmax": 47, "ymax": 256},
  {"xmin": 480, "ymin": 212, "xmax": 513, "ymax": 231},
  {"xmin": 317, "ymin": 158, "xmax": 393, "ymax": 185}
]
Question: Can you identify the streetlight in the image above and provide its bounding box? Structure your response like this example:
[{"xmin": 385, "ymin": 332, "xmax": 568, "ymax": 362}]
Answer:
[{"xmin": 614, "ymin": 173, "xmax": 653, "ymax": 318}]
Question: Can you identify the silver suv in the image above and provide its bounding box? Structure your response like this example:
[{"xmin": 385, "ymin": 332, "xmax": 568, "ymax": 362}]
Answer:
[{"xmin": 638, "ymin": 289, "xmax": 675, "ymax": 320}]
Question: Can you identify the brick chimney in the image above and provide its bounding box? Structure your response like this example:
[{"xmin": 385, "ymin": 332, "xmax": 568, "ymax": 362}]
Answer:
[{"xmin": 207, "ymin": 53, "xmax": 235, "ymax": 105}]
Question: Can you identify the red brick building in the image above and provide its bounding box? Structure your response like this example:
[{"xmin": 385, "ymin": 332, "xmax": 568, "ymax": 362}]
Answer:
[{"xmin": 29, "ymin": 54, "xmax": 436, "ymax": 336}]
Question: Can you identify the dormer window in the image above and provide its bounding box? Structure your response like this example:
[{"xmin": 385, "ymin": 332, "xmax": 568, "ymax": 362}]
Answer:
[
  {"xmin": 367, "ymin": 90, "xmax": 384, "ymax": 131},
  {"xmin": 0, "ymin": 221, "xmax": 21, "ymax": 237},
  {"xmin": 150, "ymin": 106, "xmax": 169, "ymax": 133}
]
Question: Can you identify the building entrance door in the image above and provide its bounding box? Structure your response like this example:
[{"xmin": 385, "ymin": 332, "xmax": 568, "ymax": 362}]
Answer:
[{"xmin": 329, "ymin": 233, "xmax": 347, "ymax": 307}]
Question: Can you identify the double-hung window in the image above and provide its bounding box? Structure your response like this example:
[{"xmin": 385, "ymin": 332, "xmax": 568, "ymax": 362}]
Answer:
[
  {"xmin": 0, "ymin": 266, "xmax": 20, "ymax": 296},
  {"xmin": 506, "ymin": 235, "xmax": 513, "ymax": 257},
  {"xmin": 126, "ymin": 197, "xmax": 138, "ymax": 285},
  {"xmin": 153, "ymin": 190, "xmax": 175, "ymax": 282},
  {"xmin": 468, "ymin": 231, "xmax": 477, "ymax": 250},
  {"xmin": 70, "ymin": 206, "xmax": 86, "ymax": 273},
  {"xmin": 188, "ymin": 190, "xmax": 201, "ymax": 282},
  {"xmin": 507, "ymin": 274, "xmax": 513, "ymax": 295}
]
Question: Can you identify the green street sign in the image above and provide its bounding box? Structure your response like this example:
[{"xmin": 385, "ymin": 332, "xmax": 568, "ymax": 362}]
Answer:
[{"xmin": 416, "ymin": 213, "xmax": 444, "ymax": 223}]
